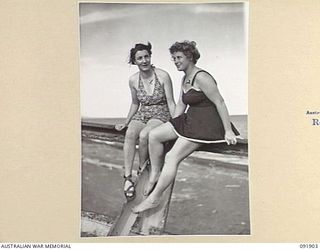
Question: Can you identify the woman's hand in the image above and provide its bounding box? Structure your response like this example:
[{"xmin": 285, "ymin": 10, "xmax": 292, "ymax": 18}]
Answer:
[
  {"xmin": 225, "ymin": 130, "xmax": 237, "ymax": 145},
  {"xmin": 115, "ymin": 123, "xmax": 127, "ymax": 131}
]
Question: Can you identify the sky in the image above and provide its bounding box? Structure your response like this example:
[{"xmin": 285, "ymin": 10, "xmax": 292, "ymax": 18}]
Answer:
[{"xmin": 79, "ymin": 3, "xmax": 248, "ymax": 118}]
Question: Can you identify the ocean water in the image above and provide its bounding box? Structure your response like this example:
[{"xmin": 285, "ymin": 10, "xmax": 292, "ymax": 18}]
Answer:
[{"xmin": 82, "ymin": 114, "xmax": 248, "ymax": 139}]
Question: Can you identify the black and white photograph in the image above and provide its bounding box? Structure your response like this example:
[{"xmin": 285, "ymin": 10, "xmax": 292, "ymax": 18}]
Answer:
[
  {"xmin": 80, "ymin": 2, "xmax": 249, "ymax": 236},
  {"xmin": 4, "ymin": 0, "xmax": 320, "ymax": 245}
]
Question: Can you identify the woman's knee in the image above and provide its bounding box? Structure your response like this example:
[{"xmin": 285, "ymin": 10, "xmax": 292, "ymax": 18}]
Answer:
[
  {"xmin": 164, "ymin": 150, "xmax": 180, "ymax": 165},
  {"xmin": 148, "ymin": 129, "xmax": 160, "ymax": 144},
  {"xmin": 125, "ymin": 126, "xmax": 140, "ymax": 141},
  {"xmin": 139, "ymin": 129, "xmax": 149, "ymax": 145}
]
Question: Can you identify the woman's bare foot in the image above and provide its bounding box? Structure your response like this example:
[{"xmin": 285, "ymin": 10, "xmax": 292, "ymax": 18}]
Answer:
[{"xmin": 131, "ymin": 196, "xmax": 160, "ymax": 214}]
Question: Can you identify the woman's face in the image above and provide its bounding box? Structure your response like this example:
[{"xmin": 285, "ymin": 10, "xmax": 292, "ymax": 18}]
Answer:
[
  {"xmin": 171, "ymin": 51, "xmax": 192, "ymax": 71},
  {"xmin": 134, "ymin": 50, "xmax": 152, "ymax": 71}
]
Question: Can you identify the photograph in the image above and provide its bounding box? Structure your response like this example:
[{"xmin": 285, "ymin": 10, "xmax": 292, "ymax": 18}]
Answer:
[
  {"xmin": 79, "ymin": 2, "xmax": 249, "ymax": 236},
  {"xmin": 3, "ymin": 0, "xmax": 320, "ymax": 245}
]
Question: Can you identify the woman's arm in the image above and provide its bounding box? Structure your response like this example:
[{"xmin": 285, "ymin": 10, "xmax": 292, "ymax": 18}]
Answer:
[
  {"xmin": 115, "ymin": 78, "xmax": 139, "ymax": 131},
  {"xmin": 125, "ymin": 79, "xmax": 140, "ymax": 125},
  {"xmin": 161, "ymin": 71, "xmax": 176, "ymax": 117},
  {"xmin": 195, "ymin": 72, "xmax": 237, "ymax": 145},
  {"xmin": 172, "ymin": 83, "xmax": 187, "ymax": 118}
]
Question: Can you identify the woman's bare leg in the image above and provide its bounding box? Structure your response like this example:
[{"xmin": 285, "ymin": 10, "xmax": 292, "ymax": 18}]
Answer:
[
  {"xmin": 133, "ymin": 137, "xmax": 201, "ymax": 213},
  {"xmin": 123, "ymin": 120, "xmax": 145, "ymax": 195},
  {"xmin": 144, "ymin": 122, "xmax": 178, "ymax": 195},
  {"xmin": 137, "ymin": 119, "xmax": 163, "ymax": 172}
]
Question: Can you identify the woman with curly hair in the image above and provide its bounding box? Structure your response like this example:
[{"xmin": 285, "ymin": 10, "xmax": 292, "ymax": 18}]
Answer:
[
  {"xmin": 133, "ymin": 40, "xmax": 240, "ymax": 213},
  {"xmin": 115, "ymin": 42, "xmax": 175, "ymax": 201}
]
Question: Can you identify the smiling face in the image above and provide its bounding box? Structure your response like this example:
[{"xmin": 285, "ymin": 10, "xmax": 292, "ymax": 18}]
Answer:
[
  {"xmin": 171, "ymin": 51, "xmax": 192, "ymax": 72},
  {"xmin": 134, "ymin": 50, "xmax": 152, "ymax": 72}
]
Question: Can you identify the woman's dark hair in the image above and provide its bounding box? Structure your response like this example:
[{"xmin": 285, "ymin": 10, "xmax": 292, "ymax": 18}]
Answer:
[
  {"xmin": 169, "ymin": 40, "xmax": 200, "ymax": 64},
  {"xmin": 129, "ymin": 42, "xmax": 152, "ymax": 65}
]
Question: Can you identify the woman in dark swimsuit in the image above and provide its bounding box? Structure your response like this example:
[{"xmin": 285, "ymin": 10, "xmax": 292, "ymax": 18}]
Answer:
[
  {"xmin": 115, "ymin": 42, "xmax": 175, "ymax": 201},
  {"xmin": 132, "ymin": 40, "xmax": 239, "ymax": 213}
]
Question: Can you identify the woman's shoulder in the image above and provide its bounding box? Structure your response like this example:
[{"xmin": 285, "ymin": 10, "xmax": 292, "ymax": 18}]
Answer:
[
  {"xmin": 129, "ymin": 72, "xmax": 139, "ymax": 82},
  {"xmin": 129, "ymin": 72, "xmax": 139, "ymax": 88},
  {"xmin": 194, "ymin": 69, "xmax": 216, "ymax": 81},
  {"xmin": 154, "ymin": 67, "xmax": 170, "ymax": 78},
  {"xmin": 193, "ymin": 69, "xmax": 217, "ymax": 87},
  {"xmin": 154, "ymin": 68, "xmax": 171, "ymax": 85},
  {"xmin": 129, "ymin": 71, "xmax": 139, "ymax": 80}
]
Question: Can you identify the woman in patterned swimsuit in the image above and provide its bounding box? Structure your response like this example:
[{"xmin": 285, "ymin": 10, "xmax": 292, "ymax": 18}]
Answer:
[
  {"xmin": 115, "ymin": 42, "xmax": 175, "ymax": 201},
  {"xmin": 132, "ymin": 40, "xmax": 239, "ymax": 213}
]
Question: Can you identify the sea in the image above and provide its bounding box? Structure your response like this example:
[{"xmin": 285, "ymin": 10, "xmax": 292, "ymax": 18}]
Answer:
[{"xmin": 82, "ymin": 115, "xmax": 248, "ymax": 139}]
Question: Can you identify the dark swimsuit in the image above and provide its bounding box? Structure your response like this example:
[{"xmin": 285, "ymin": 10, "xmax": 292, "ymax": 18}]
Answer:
[
  {"xmin": 132, "ymin": 69, "xmax": 171, "ymax": 124},
  {"xmin": 169, "ymin": 70, "xmax": 240, "ymax": 143}
]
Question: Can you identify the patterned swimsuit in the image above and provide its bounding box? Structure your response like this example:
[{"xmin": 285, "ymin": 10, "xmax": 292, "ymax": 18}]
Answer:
[{"xmin": 132, "ymin": 69, "xmax": 171, "ymax": 124}]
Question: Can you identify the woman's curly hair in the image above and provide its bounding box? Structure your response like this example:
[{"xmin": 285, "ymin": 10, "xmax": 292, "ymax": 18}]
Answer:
[
  {"xmin": 169, "ymin": 40, "xmax": 200, "ymax": 64},
  {"xmin": 128, "ymin": 42, "xmax": 152, "ymax": 65}
]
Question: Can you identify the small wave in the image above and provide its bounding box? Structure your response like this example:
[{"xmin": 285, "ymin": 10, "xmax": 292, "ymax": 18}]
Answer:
[
  {"xmin": 82, "ymin": 158, "xmax": 123, "ymax": 170},
  {"xmin": 91, "ymin": 139, "xmax": 118, "ymax": 146},
  {"xmin": 88, "ymin": 138, "xmax": 138, "ymax": 149},
  {"xmin": 171, "ymin": 192, "xmax": 197, "ymax": 201},
  {"xmin": 88, "ymin": 138, "xmax": 247, "ymax": 165},
  {"xmin": 82, "ymin": 157, "xmax": 139, "ymax": 176}
]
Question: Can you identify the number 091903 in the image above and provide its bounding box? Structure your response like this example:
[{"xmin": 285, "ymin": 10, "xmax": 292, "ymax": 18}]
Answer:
[{"xmin": 300, "ymin": 244, "xmax": 318, "ymax": 248}]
